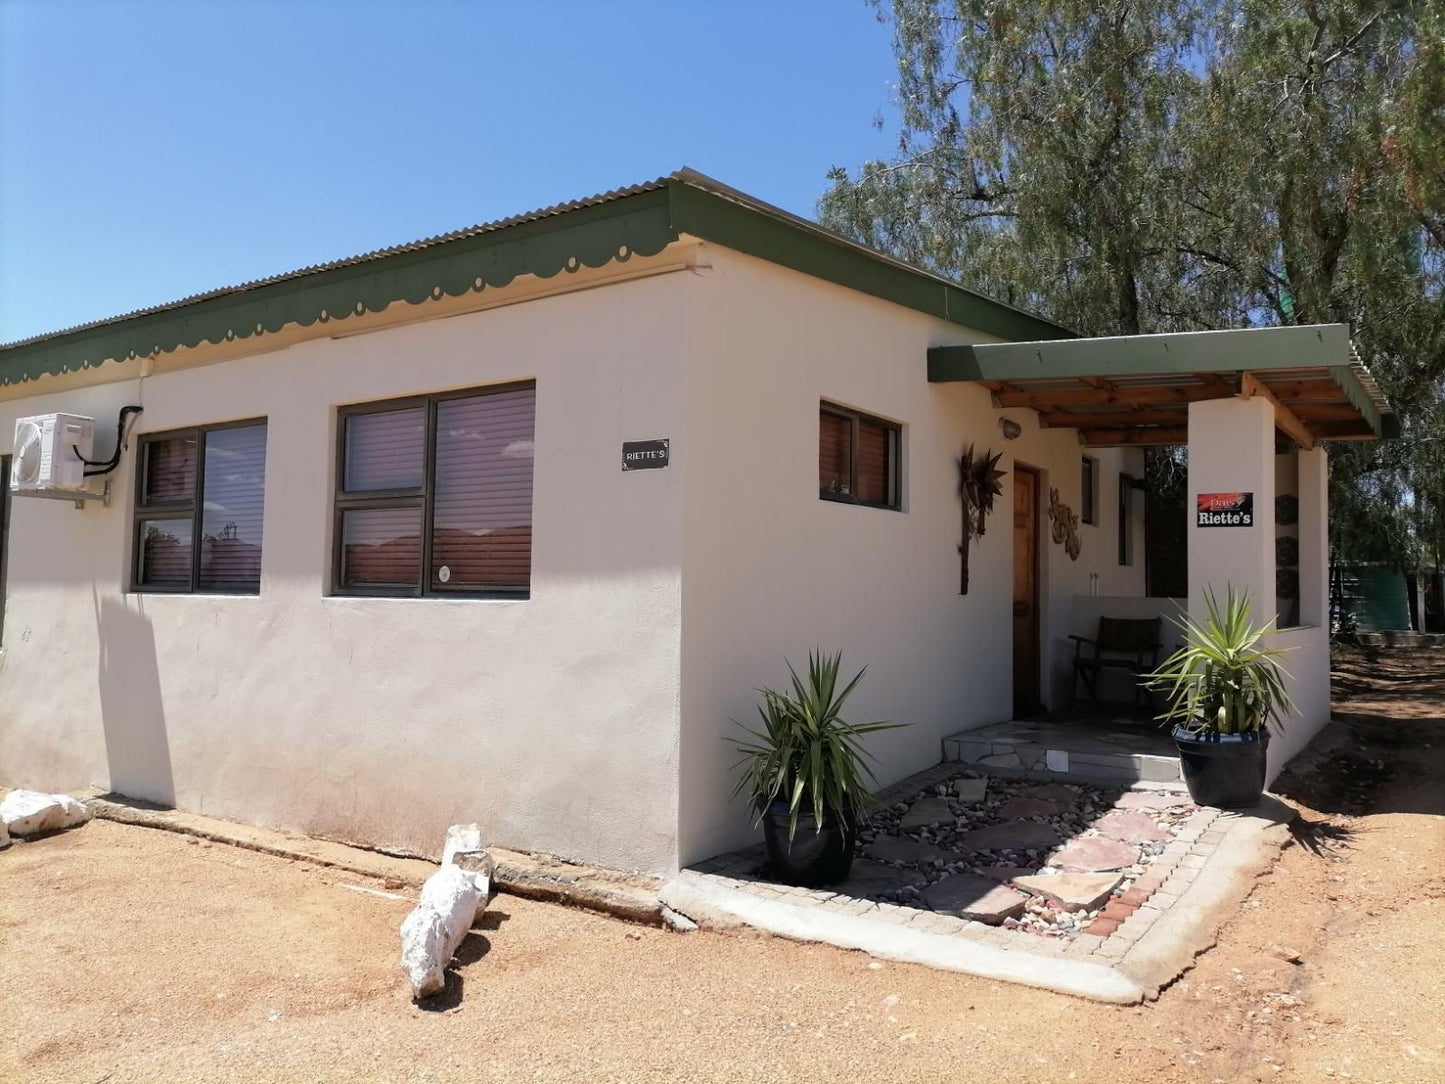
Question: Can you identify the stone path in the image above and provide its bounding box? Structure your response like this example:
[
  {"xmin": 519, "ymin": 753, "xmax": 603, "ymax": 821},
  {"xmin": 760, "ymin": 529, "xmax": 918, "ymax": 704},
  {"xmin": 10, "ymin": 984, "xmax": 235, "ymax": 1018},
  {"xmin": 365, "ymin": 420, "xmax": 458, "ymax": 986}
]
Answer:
[{"xmin": 690, "ymin": 762, "xmax": 1232, "ymax": 969}]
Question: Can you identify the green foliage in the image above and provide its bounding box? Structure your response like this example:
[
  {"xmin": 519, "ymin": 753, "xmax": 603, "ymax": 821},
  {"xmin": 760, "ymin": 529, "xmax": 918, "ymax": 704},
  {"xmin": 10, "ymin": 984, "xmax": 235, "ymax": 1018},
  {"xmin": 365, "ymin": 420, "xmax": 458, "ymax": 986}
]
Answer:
[
  {"xmin": 730, "ymin": 652, "xmax": 908, "ymax": 840},
  {"xmin": 822, "ymin": 0, "xmax": 1445, "ymax": 571},
  {"xmin": 1148, "ymin": 588, "xmax": 1296, "ymax": 734}
]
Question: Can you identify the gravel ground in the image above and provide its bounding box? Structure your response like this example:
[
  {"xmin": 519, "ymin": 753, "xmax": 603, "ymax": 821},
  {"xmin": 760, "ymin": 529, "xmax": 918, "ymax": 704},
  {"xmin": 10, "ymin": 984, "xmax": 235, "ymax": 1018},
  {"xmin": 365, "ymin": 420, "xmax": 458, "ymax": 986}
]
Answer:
[{"xmin": 1, "ymin": 646, "xmax": 1441, "ymax": 1083}]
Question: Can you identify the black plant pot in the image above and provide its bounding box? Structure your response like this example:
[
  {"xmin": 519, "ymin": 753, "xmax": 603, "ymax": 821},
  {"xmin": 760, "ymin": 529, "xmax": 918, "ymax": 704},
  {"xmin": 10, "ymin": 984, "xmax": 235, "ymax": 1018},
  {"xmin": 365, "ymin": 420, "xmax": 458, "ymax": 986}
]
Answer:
[
  {"xmin": 1172, "ymin": 726, "xmax": 1271, "ymax": 808},
  {"xmin": 759, "ymin": 801, "xmax": 857, "ymax": 887}
]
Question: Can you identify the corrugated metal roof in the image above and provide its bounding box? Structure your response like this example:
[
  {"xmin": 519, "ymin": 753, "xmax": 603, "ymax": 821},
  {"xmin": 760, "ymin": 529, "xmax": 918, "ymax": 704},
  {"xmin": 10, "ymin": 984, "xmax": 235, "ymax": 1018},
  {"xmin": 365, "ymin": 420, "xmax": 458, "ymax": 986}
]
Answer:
[{"xmin": 0, "ymin": 175, "xmax": 674, "ymax": 350}]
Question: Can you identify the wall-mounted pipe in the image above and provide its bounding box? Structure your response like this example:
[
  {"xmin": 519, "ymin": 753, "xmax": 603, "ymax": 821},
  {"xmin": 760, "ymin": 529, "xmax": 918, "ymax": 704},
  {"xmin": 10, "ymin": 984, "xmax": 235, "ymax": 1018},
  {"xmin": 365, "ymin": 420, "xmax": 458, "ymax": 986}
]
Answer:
[{"xmin": 74, "ymin": 405, "xmax": 144, "ymax": 477}]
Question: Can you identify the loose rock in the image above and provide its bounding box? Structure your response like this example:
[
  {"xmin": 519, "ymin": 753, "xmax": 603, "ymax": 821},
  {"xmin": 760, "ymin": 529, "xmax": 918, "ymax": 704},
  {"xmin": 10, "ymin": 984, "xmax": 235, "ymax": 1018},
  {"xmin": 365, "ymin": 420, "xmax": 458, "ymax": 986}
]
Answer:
[
  {"xmin": 921, "ymin": 873, "xmax": 1029, "ymax": 925},
  {"xmin": 1095, "ymin": 810, "xmax": 1173, "ymax": 844},
  {"xmin": 996, "ymin": 797, "xmax": 1070, "ymax": 819},
  {"xmin": 399, "ymin": 864, "xmax": 485, "ymax": 1000},
  {"xmin": 955, "ymin": 819, "xmax": 1062, "ymax": 852},
  {"xmin": 1012, "ymin": 872, "xmax": 1123, "ymax": 912},
  {"xmin": 897, "ymin": 797, "xmax": 954, "ymax": 830},
  {"xmin": 0, "ymin": 790, "xmax": 91, "ymax": 837},
  {"xmin": 1052, "ymin": 837, "xmax": 1140, "ymax": 873},
  {"xmin": 951, "ymin": 777, "xmax": 988, "ymax": 803}
]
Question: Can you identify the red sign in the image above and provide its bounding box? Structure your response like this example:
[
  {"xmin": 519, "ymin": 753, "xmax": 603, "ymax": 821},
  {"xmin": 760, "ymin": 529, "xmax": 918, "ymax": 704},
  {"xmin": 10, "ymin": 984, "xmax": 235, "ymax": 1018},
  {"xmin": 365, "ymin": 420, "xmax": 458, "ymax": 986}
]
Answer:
[{"xmin": 1196, "ymin": 492, "xmax": 1254, "ymax": 527}]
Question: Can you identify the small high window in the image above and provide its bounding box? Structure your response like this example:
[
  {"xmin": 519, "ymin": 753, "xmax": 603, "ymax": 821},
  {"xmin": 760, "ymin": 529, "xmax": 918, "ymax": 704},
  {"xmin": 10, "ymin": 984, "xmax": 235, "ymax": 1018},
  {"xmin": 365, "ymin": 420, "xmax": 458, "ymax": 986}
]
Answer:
[
  {"xmin": 334, "ymin": 382, "xmax": 536, "ymax": 598},
  {"xmin": 1081, "ymin": 455, "xmax": 1098, "ymax": 525},
  {"xmin": 819, "ymin": 403, "xmax": 901, "ymax": 510},
  {"xmin": 133, "ymin": 421, "xmax": 269, "ymax": 594}
]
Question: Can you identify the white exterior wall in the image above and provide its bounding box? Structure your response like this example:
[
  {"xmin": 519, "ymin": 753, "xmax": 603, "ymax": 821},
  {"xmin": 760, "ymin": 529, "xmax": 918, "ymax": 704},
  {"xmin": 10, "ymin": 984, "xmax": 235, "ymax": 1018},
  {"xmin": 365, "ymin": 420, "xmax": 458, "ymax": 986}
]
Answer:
[
  {"xmin": 0, "ymin": 240, "xmax": 1162, "ymax": 875},
  {"xmin": 676, "ymin": 247, "xmax": 1144, "ymax": 865},
  {"xmin": 0, "ymin": 272, "xmax": 692, "ymax": 875}
]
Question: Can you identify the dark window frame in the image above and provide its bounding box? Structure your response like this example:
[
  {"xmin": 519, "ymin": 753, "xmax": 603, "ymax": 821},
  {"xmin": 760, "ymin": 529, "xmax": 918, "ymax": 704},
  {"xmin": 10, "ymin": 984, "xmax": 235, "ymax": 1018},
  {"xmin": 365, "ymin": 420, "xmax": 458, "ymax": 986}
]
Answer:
[
  {"xmin": 818, "ymin": 402, "xmax": 902, "ymax": 511},
  {"xmin": 1081, "ymin": 455, "xmax": 1098, "ymax": 525},
  {"xmin": 131, "ymin": 417, "xmax": 269, "ymax": 595},
  {"xmin": 332, "ymin": 380, "xmax": 536, "ymax": 600},
  {"xmin": 1118, "ymin": 471, "xmax": 1134, "ymax": 566}
]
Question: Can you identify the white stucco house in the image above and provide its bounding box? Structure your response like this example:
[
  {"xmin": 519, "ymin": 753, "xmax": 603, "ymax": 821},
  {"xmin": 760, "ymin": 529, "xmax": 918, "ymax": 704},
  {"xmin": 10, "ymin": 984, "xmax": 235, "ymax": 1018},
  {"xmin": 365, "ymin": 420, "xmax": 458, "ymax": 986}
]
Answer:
[{"xmin": 0, "ymin": 171, "xmax": 1394, "ymax": 877}]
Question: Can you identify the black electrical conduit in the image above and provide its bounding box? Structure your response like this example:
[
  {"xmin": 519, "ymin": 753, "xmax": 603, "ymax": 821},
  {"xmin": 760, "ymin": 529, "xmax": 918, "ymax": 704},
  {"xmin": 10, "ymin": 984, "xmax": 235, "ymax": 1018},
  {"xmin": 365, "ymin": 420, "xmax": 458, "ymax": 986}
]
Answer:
[{"xmin": 73, "ymin": 405, "xmax": 144, "ymax": 477}]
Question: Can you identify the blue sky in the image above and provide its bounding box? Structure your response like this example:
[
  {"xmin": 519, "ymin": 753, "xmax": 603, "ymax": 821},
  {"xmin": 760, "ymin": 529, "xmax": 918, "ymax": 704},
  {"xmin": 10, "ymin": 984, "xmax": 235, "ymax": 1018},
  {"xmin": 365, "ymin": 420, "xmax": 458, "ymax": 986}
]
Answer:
[{"xmin": 0, "ymin": 1, "xmax": 901, "ymax": 343}]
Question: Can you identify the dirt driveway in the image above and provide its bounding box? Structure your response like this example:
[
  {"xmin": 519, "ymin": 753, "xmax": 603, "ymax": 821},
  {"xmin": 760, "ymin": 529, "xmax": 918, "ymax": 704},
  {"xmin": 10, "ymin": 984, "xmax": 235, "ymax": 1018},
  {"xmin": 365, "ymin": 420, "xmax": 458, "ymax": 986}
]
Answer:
[{"xmin": 1, "ymin": 647, "xmax": 1441, "ymax": 1083}]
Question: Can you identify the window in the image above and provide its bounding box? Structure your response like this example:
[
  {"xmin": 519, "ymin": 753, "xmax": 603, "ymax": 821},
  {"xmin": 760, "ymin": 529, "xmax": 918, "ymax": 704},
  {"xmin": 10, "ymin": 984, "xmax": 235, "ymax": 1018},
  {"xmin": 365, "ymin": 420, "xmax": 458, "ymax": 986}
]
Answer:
[
  {"xmin": 818, "ymin": 403, "xmax": 900, "ymax": 510},
  {"xmin": 1118, "ymin": 472, "xmax": 1135, "ymax": 566},
  {"xmin": 334, "ymin": 382, "xmax": 535, "ymax": 598},
  {"xmin": 1081, "ymin": 455, "xmax": 1098, "ymax": 525},
  {"xmin": 133, "ymin": 421, "xmax": 268, "ymax": 593}
]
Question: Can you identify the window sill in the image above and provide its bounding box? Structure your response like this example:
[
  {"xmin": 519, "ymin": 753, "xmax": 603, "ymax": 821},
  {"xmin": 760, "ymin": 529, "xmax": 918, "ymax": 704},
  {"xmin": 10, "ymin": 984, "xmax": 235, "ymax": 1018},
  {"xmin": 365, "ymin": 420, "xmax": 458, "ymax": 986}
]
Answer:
[
  {"xmin": 325, "ymin": 593, "xmax": 530, "ymax": 604},
  {"xmin": 125, "ymin": 591, "xmax": 262, "ymax": 600},
  {"xmin": 819, "ymin": 495, "xmax": 903, "ymax": 513}
]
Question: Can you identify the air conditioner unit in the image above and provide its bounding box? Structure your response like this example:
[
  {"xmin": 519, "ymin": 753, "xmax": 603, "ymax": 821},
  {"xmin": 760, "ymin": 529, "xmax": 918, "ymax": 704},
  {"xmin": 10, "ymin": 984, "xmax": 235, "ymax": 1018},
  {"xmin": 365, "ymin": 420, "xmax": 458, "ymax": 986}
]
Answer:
[{"xmin": 11, "ymin": 413, "xmax": 96, "ymax": 494}]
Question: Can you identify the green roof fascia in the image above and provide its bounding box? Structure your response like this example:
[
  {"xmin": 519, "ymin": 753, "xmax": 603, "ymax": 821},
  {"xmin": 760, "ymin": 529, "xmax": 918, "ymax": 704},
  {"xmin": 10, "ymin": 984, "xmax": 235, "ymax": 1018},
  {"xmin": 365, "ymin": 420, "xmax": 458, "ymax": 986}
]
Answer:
[
  {"xmin": 664, "ymin": 181, "xmax": 1069, "ymax": 344},
  {"xmin": 928, "ymin": 324, "xmax": 1394, "ymax": 439},
  {"xmin": 0, "ymin": 189, "xmax": 680, "ymax": 387},
  {"xmin": 0, "ymin": 171, "xmax": 1070, "ymax": 390}
]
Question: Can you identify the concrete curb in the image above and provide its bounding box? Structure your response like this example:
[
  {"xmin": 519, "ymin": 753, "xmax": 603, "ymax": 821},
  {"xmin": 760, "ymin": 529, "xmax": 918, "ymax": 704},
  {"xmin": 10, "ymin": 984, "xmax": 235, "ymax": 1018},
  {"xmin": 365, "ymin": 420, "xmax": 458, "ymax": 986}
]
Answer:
[
  {"xmin": 1116, "ymin": 794, "xmax": 1297, "ymax": 997},
  {"xmin": 660, "ymin": 870, "xmax": 1146, "ymax": 1004},
  {"xmin": 82, "ymin": 793, "xmax": 664, "ymax": 926}
]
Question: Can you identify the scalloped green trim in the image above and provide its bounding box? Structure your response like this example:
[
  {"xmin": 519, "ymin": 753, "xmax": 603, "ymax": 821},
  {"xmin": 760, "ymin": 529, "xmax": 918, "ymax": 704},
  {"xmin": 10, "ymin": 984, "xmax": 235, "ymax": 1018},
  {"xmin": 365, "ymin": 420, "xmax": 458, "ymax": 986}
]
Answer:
[
  {"xmin": 0, "ymin": 178, "xmax": 1070, "ymax": 389},
  {"xmin": 0, "ymin": 192, "xmax": 677, "ymax": 387}
]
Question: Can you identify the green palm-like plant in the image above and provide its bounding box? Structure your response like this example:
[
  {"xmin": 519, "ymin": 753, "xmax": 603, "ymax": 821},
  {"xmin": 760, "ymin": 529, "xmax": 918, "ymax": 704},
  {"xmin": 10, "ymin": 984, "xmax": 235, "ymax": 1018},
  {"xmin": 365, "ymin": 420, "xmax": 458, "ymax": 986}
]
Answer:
[
  {"xmin": 1148, "ymin": 588, "xmax": 1295, "ymax": 735},
  {"xmin": 730, "ymin": 651, "xmax": 907, "ymax": 841}
]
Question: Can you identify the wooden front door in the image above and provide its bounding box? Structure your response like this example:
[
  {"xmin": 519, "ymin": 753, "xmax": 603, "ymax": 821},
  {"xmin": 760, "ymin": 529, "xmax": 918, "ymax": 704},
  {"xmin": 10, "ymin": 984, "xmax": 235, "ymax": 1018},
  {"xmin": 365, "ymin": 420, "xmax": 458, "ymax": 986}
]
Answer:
[{"xmin": 1012, "ymin": 465, "xmax": 1041, "ymax": 715}]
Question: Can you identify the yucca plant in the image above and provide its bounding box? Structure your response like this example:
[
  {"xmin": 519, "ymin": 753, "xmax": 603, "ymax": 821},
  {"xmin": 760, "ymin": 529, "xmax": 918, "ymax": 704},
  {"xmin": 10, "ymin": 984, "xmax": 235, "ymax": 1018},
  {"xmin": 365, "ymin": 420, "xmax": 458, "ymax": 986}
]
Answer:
[
  {"xmin": 1149, "ymin": 588, "xmax": 1295, "ymax": 735},
  {"xmin": 730, "ymin": 651, "xmax": 906, "ymax": 841}
]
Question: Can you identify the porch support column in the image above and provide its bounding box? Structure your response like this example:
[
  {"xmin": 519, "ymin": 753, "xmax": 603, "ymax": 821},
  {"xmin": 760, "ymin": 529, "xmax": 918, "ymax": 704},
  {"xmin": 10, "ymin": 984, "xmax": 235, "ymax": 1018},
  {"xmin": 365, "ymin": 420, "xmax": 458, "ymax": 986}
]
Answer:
[
  {"xmin": 1187, "ymin": 396, "xmax": 1277, "ymax": 625},
  {"xmin": 1296, "ymin": 447, "xmax": 1329, "ymax": 629}
]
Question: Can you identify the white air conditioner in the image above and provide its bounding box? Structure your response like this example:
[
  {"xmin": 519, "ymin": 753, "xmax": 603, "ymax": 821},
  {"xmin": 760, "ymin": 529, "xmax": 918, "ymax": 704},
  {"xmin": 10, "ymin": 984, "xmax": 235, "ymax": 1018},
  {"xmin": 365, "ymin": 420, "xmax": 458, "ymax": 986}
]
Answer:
[{"xmin": 11, "ymin": 413, "xmax": 96, "ymax": 494}]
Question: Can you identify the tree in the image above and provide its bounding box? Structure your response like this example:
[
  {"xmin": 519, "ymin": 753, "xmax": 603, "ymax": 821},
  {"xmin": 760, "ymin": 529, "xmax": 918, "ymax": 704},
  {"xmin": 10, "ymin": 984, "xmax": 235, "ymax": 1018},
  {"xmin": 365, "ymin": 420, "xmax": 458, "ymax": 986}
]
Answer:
[{"xmin": 821, "ymin": 0, "xmax": 1445, "ymax": 572}]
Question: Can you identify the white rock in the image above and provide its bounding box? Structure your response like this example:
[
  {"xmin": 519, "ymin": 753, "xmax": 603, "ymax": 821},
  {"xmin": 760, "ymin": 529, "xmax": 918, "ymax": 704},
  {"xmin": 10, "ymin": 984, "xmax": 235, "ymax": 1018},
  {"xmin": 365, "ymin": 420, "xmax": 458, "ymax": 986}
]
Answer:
[
  {"xmin": 450, "ymin": 848, "xmax": 496, "ymax": 897},
  {"xmin": 398, "ymin": 864, "xmax": 484, "ymax": 999},
  {"xmin": 0, "ymin": 790, "xmax": 91, "ymax": 837},
  {"xmin": 0, "ymin": 820, "xmax": 9, "ymax": 850},
  {"xmin": 441, "ymin": 823, "xmax": 484, "ymax": 867}
]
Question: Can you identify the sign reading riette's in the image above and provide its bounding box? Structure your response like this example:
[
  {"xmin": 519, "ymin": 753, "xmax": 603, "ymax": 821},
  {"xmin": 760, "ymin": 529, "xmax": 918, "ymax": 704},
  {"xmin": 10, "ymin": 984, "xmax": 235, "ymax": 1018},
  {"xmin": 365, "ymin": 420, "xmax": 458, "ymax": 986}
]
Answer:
[
  {"xmin": 1196, "ymin": 491, "xmax": 1254, "ymax": 527},
  {"xmin": 621, "ymin": 439, "xmax": 670, "ymax": 471}
]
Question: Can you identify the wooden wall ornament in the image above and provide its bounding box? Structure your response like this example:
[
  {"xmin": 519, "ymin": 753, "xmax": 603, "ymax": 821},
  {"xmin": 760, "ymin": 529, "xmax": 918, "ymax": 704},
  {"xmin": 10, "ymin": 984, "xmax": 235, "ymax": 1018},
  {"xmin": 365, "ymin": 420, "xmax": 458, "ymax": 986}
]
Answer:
[
  {"xmin": 957, "ymin": 444, "xmax": 1007, "ymax": 594},
  {"xmin": 1048, "ymin": 487, "xmax": 1082, "ymax": 560}
]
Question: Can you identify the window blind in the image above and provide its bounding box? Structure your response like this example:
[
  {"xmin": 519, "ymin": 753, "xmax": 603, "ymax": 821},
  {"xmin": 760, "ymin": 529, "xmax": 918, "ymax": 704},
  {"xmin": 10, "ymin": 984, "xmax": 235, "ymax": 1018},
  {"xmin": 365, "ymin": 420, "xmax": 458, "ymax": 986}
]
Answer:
[
  {"xmin": 819, "ymin": 410, "xmax": 852, "ymax": 498},
  {"xmin": 431, "ymin": 389, "xmax": 535, "ymax": 589},
  {"xmin": 198, "ymin": 424, "xmax": 267, "ymax": 592}
]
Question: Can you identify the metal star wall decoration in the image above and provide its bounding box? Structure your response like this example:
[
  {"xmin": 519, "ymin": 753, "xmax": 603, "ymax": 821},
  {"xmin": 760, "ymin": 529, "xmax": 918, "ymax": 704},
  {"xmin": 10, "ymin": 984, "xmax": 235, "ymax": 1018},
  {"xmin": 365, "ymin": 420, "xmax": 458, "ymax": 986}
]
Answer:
[{"xmin": 957, "ymin": 444, "xmax": 1007, "ymax": 594}]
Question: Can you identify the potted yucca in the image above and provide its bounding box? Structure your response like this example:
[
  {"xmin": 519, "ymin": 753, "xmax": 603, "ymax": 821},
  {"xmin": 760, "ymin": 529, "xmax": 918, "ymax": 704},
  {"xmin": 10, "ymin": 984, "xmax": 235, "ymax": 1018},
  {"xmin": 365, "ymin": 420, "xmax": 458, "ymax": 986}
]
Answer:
[
  {"xmin": 1148, "ymin": 588, "xmax": 1295, "ymax": 808},
  {"xmin": 730, "ymin": 652, "xmax": 906, "ymax": 886}
]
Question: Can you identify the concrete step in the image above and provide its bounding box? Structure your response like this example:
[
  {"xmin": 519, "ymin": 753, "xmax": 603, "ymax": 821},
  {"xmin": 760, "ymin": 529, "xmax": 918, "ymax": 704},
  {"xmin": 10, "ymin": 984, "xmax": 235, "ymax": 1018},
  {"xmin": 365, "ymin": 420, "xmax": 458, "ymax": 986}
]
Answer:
[{"xmin": 942, "ymin": 721, "xmax": 1182, "ymax": 786}]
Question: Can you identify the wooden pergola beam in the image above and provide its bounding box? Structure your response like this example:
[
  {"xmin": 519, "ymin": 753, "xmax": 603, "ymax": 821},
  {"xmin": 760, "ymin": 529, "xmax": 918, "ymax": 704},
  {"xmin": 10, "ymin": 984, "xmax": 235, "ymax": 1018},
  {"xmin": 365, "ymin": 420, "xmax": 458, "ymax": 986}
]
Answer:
[
  {"xmin": 1040, "ymin": 408, "xmax": 1187, "ymax": 429},
  {"xmin": 991, "ymin": 383, "xmax": 1234, "ymax": 410},
  {"xmin": 1290, "ymin": 403, "xmax": 1370, "ymax": 422},
  {"xmin": 1079, "ymin": 427, "xmax": 1189, "ymax": 447},
  {"xmin": 1248, "ymin": 378, "xmax": 1349, "ymax": 401},
  {"xmin": 1240, "ymin": 371, "xmax": 1316, "ymax": 450}
]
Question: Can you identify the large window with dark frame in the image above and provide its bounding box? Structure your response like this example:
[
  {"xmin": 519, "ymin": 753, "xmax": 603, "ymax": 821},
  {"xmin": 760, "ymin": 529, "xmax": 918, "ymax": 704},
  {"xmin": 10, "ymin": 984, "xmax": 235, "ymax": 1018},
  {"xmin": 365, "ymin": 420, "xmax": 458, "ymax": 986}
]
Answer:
[
  {"xmin": 334, "ymin": 381, "xmax": 536, "ymax": 598},
  {"xmin": 818, "ymin": 403, "xmax": 901, "ymax": 510},
  {"xmin": 133, "ymin": 420, "xmax": 269, "ymax": 594}
]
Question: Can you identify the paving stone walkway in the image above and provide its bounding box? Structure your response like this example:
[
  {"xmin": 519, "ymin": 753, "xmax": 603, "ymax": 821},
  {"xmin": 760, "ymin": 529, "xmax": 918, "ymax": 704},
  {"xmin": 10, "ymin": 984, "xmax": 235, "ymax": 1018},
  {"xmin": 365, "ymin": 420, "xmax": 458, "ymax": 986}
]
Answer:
[{"xmin": 690, "ymin": 761, "xmax": 1228, "ymax": 968}]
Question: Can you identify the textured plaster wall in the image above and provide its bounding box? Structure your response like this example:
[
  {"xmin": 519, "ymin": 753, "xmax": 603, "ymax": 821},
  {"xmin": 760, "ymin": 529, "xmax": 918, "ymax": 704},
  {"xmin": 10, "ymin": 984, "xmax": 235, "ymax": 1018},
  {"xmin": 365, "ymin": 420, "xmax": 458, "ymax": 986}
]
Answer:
[
  {"xmin": 0, "ymin": 273, "xmax": 690, "ymax": 875},
  {"xmin": 676, "ymin": 246, "xmax": 1144, "ymax": 865}
]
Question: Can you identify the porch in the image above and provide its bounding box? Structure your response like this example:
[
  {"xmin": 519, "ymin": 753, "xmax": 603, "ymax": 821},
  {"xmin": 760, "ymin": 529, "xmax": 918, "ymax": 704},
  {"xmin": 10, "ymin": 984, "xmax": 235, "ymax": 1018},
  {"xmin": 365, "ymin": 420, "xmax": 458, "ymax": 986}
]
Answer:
[
  {"xmin": 943, "ymin": 710, "xmax": 1182, "ymax": 786},
  {"xmin": 932, "ymin": 322, "xmax": 1395, "ymax": 784}
]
